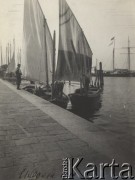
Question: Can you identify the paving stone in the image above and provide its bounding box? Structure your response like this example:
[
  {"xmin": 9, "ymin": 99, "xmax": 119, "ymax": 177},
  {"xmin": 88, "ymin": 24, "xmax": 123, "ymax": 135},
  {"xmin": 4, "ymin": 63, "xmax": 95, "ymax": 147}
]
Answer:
[
  {"xmin": 48, "ymin": 129, "xmax": 69, "ymax": 135},
  {"xmin": 0, "ymin": 131, "xmax": 7, "ymax": 136},
  {"xmin": 15, "ymin": 137, "xmax": 38, "ymax": 146},
  {"xmin": 5, "ymin": 144, "xmax": 33, "ymax": 157},
  {"xmin": 37, "ymin": 135, "xmax": 59, "ymax": 143},
  {"xmin": 31, "ymin": 142, "xmax": 61, "ymax": 153},
  {"xmin": 13, "ymin": 153, "xmax": 39, "ymax": 166},
  {"xmin": 0, "ymin": 157, "xmax": 14, "ymax": 168},
  {"xmin": 12, "ymin": 133, "xmax": 27, "ymax": 140},
  {"xmin": 30, "ymin": 131, "xmax": 48, "ymax": 137},
  {"xmin": 55, "ymin": 134, "xmax": 78, "ymax": 141},
  {"xmin": 0, "ymin": 136, "xmax": 6, "ymax": 141},
  {"xmin": 0, "ymin": 140, "xmax": 16, "ymax": 147},
  {"xmin": 45, "ymin": 150, "xmax": 70, "ymax": 161}
]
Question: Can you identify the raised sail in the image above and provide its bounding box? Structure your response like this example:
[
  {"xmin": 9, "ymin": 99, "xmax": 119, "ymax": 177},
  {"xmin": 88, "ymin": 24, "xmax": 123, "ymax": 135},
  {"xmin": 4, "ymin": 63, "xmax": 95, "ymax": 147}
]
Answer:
[
  {"xmin": 56, "ymin": 0, "xmax": 93, "ymax": 81},
  {"xmin": 22, "ymin": 0, "xmax": 53, "ymax": 84}
]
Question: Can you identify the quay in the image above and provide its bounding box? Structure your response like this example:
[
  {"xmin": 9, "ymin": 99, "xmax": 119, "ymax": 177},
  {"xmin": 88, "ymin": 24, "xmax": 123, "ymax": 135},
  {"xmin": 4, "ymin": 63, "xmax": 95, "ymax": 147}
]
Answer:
[{"xmin": 0, "ymin": 79, "xmax": 134, "ymax": 180}]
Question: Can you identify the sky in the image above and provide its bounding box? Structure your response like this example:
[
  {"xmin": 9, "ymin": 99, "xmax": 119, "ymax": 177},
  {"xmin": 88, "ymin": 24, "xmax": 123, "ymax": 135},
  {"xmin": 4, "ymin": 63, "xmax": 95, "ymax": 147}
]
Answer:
[{"xmin": 0, "ymin": 0, "xmax": 135, "ymax": 70}]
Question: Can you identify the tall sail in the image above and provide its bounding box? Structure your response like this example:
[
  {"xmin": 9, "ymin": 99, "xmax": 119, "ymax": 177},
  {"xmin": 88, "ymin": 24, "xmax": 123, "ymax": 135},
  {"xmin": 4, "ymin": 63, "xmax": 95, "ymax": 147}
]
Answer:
[
  {"xmin": 56, "ymin": 0, "xmax": 93, "ymax": 81},
  {"xmin": 22, "ymin": 0, "xmax": 53, "ymax": 83}
]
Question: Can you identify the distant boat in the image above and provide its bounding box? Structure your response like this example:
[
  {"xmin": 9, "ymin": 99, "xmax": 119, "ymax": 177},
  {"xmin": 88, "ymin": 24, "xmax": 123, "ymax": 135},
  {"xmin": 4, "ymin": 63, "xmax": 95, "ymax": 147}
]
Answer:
[
  {"xmin": 56, "ymin": 0, "xmax": 102, "ymax": 109},
  {"xmin": 103, "ymin": 37, "xmax": 135, "ymax": 77}
]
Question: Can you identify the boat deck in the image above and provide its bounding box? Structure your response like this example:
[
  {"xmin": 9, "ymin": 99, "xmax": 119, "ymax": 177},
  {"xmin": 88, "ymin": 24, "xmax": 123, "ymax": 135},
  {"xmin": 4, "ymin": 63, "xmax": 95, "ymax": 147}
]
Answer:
[{"xmin": 0, "ymin": 79, "xmax": 134, "ymax": 179}]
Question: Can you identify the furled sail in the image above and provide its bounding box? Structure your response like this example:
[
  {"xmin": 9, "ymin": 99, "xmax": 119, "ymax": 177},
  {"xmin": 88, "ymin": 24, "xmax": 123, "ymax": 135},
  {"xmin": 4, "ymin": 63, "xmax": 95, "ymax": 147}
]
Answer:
[
  {"xmin": 56, "ymin": 0, "xmax": 93, "ymax": 82},
  {"xmin": 7, "ymin": 52, "xmax": 15, "ymax": 73},
  {"xmin": 22, "ymin": 0, "xmax": 53, "ymax": 84}
]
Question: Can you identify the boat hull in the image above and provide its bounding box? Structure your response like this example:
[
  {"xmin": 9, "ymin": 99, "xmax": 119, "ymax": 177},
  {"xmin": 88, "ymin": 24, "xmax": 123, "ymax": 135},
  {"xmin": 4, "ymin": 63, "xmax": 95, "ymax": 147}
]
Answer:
[
  {"xmin": 69, "ymin": 89, "xmax": 101, "ymax": 109},
  {"xmin": 50, "ymin": 93, "xmax": 69, "ymax": 109}
]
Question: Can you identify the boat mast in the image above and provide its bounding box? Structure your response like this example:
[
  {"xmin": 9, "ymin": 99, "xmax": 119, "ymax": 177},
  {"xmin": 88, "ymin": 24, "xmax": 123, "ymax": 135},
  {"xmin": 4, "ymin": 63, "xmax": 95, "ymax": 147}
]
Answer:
[
  {"xmin": 122, "ymin": 37, "xmax": 135, "ymax": 71},
  {"xmin": 8, "ymin": 43, "xmax": 10, "ymax": 65},
  {"xmin": 6, "ymin": 46, "xmax": 7, "ymax": 65},
  {"xmin": 10, "ymin": 43, "xmax": 11, "ymax": 63},
  {"xmin": 43, "ymin": 18, "xmax": 49, "ymax": 87},
  {"xmin": 1, "ymin": 46, "xmax": 3, "ymax": 66},
  {"xmin": 52, "ymin": 30, "xmax": 56, "ymax": 99},
  {"xmin": 20, "ymin": 48, "xmax": 21, "ymax": 64},
  {"xmin": 113, "ymin": 38, "xmax": 115, "ymax": 71},
  {"xmin": 13, "ymin": 38, "xmax": 15, "ymax": 65},
  {"xmin": 128, "ymin": 38, "xmax": 130, "ymax": 71}
]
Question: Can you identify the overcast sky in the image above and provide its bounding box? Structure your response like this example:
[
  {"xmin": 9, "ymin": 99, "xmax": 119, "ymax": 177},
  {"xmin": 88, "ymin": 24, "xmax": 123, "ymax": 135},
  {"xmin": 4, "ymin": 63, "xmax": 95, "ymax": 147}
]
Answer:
[{"xmin": 0, "ymin": 0, "xmax": 135, "ymax": 70}]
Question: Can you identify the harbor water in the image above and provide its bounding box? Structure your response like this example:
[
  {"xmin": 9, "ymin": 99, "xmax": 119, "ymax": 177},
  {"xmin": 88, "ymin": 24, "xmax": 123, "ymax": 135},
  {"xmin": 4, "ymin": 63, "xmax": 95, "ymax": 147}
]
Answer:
[{"xmin": 64, "ymin": 77, "xmax": 135, "ymax": 135}]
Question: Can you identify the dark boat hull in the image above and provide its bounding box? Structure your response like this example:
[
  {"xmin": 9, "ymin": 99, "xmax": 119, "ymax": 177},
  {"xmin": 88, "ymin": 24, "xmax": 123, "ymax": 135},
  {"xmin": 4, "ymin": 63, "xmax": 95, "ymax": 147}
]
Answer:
[{"xmin": 69, "ymin": 89, "xmax": 101, "ymax": 109}]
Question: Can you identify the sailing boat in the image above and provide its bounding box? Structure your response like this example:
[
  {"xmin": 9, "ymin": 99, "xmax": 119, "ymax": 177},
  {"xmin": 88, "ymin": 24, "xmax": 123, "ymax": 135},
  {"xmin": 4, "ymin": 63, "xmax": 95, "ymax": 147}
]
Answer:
[
  {"xmin": 22, "ymin": 0, "xmax": 68, "ymax": 108},
  {"xmin": 56, "ymin": 0, "xmax": 102, "ymax": 109}
]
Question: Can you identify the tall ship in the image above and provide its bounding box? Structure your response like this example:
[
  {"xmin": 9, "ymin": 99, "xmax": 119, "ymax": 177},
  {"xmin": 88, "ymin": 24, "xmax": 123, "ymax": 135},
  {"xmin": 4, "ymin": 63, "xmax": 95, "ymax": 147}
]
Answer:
[{"xmin": 104, "ymin": 37, "xmax": 135, "ymax": 77}]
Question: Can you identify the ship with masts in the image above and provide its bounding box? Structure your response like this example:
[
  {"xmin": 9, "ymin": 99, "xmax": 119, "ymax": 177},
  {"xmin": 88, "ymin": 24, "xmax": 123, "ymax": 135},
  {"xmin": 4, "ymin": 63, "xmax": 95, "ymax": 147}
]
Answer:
[{"xmin": 104, "ymin": 37, "xmax": 135, "ymax": 77}]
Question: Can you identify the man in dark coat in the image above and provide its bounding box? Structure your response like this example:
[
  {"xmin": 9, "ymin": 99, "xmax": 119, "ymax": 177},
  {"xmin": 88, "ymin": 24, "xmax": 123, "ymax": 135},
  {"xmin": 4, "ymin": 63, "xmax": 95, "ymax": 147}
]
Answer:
[{"xmin": 16, "ymin": 64, "xmax": 22, "ymax": 90}]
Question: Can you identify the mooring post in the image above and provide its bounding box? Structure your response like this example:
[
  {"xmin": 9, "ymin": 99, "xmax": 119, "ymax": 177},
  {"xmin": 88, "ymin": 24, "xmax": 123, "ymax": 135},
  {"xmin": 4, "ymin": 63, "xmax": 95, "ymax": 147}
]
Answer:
[{"xmin": 99, "ymin": 62, "xmax": 104, "ymax": 87}]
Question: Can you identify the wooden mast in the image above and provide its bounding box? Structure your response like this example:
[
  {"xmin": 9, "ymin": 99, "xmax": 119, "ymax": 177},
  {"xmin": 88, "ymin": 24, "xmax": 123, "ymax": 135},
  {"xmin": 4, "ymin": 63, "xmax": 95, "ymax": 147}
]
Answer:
[
  {"xmin": 13, "ymin": 38, "xmax": 15, "ymax": 65},
  {"xmin": 51, "ymin": 30, "xmax": 56, "ymax": 100},
  {"xmin": 10, "ymin": 43, "xmax": 11, "ymax": 63},
  {"xmin": 6, "ymin": 46, "xmax": 8, "ymax": 65},
  {"xmin": 122, "ymin": 37, "xmax": 135, "ymax": 71},
  {"xmin": 43, "ymin": 18, "xmax": 49, "ymax": 87},
  {"xmin": 1, "ymin": 46, "xmax": 3, "ymax": 66},
  {"xmin": 20, "ymin": 48, "xmax": 21, "ymax": 64},
  {"xmin": 113, "ymin": 38, "xmax": 115, "ymax": 71},
  {"xmin": 8, "ymin": 43, "xmax": 10, "ymax": 65}
]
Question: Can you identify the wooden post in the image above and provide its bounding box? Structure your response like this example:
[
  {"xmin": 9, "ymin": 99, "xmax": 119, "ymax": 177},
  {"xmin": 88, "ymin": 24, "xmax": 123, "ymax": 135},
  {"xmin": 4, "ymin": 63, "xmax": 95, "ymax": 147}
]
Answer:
[{"xmin": 99, "ymin": 62, "xmax": 104, "ymax": 87}]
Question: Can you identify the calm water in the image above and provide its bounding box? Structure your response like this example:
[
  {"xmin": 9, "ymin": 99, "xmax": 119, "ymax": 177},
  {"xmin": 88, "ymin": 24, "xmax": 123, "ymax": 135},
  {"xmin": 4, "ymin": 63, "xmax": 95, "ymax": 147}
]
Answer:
[{"xmin": 64, "ymin": 77, "xmax": 135, "ymax": 131}]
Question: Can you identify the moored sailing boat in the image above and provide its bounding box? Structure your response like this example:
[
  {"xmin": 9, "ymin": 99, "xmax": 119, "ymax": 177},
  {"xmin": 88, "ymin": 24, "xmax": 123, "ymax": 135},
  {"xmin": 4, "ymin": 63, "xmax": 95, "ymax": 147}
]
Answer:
[
  {"xmin": 56, "ymin": 0, "xmax": 102, "ymax": 109},
  {"xmin": 22, "ymin": 0, "xmax": 68, "ymax": 108}
]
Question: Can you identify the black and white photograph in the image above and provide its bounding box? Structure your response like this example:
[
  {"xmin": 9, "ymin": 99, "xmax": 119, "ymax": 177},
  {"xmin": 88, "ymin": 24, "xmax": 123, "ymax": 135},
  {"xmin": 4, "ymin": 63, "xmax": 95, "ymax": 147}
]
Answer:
[{"xmin": 0, "ymin": 0, "xmax": 135, "ymax": 179}]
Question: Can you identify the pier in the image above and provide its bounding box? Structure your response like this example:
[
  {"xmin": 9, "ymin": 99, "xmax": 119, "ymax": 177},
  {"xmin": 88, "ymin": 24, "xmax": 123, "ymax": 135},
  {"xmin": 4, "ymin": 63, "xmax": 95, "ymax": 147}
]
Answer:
[{"xmin": 0, "ymin": 79, "xmax": 134, "ymax": 179}]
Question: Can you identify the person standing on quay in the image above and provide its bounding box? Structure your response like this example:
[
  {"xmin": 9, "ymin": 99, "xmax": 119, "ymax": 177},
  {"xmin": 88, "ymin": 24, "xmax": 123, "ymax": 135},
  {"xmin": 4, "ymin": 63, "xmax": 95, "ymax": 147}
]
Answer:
[{"xmin": 15, "ymin": 64, "xmax": 22, "ymax": 90}]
